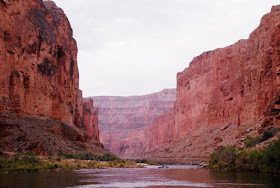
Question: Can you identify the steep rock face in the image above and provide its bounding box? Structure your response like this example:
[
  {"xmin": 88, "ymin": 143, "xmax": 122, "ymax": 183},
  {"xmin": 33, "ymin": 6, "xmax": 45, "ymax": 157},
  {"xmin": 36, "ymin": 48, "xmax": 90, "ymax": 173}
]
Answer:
[
  {"xmin": 92, "ymin": 89, "xmax": 176, "ymax": 157},
  {"xmin": 73, "ymin": 90, "xmax": 100, "ymax": 143},
  {"xmin": 74, "ymin": 89, "xmax": 83, "ymax": 129},
  {"xmin": 117, "ymin": 109, "xmax": 176, "ymax": 158},
  {"xmin": 83, "ymin": 98, "xmax": 100, "ymax": 142},
  {"xmin": 175, "ymin": 5, "xmax": 280, "ymax": 136},
  {"xmin": 0, "ymin": 0, "xmax": 101, "ymax": 154},
  {"xmin": 145, "ymin": 109, "xmax": 176, "ymax": 151},
  {"xmin": 145, "ymin": 6, "xmax": 280, "ymax": 163},
  {"xmin": 0, "ymin": 0, "xmax": 78, "ymax": 125}
]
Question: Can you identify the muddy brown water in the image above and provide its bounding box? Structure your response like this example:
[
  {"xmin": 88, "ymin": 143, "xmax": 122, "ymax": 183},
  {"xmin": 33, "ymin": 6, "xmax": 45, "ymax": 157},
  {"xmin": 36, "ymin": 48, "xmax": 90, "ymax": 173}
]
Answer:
[{"xmin": 1, "ymin": 165, "xmax": 280, "ymax": 188}]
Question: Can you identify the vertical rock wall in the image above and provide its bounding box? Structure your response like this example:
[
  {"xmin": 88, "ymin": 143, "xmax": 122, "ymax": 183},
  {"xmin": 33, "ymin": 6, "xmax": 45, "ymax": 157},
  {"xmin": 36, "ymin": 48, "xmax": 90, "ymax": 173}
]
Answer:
[
  {"xmin": 0, "ymin": 0, "xmax": 100, "ymax": 145},
  {"xmin": 175, "ymin": 6, "xmax": 280, "ymax": 137},
  {"xmin": 0, "ymin": 0, "xmax": 78, "ymax": 125},
  {"xmin": 83, "ymin": 98, "xmax": 100, "ymax": 142},
  {"xmin": 119, "ymin": 109, "xmax": 176, "ymax": 158}
]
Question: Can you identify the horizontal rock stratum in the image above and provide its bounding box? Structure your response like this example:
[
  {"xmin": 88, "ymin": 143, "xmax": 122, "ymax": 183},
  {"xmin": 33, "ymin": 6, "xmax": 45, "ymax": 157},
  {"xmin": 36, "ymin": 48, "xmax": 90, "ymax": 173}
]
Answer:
[
  {"xmin": 91, "ymin": 89, "xmax": 176, "ymax": 158},
  {"xmin": 145, "ymin": 5, "xmax": 280, "ymax": 163},
  {"xmin": 0, "ymin": 0, "xmax": 102, "ymax": 155}
]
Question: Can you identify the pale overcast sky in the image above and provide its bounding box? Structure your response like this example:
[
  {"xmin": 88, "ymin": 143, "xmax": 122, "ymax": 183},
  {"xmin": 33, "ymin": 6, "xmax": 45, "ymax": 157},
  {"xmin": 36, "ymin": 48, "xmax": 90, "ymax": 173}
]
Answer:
[{"xmin": 52, "ymin": 0, "xmax": 280, "ymax": 97}]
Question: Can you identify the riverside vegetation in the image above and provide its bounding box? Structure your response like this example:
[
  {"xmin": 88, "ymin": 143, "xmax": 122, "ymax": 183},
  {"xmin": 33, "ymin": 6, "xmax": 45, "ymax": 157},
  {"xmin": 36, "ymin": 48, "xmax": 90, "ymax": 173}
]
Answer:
[
  {"xmin": 134, "ymin": 159, "xmax": 159, "ymax": 165},
  {"xmin": 209, "ymin": 126, "xmax": 280, "ymax": 173},
  {"xmin": 0, "ymin": 152, "xmax": 142, "ymax": 173}
]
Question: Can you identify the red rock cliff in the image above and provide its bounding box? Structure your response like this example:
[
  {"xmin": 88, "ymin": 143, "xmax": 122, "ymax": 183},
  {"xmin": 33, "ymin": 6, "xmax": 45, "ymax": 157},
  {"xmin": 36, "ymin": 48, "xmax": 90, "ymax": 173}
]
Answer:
[
  {"xmin": 0, "ymin": 0, "xmax": 79, "ymax": 125},
  {"xmin": 116, "ymin": 109, "xmax": 176, "ymax": 158},
  {"xmin": 83, "ymin": 97, "xmax": 100, "ymax": 142},
  {"xmin": 175, "ymin": 5, "xmax": 280, "ymax": 137},
  {"xmin": 92, "ymin": 89, "xmax": 176, "ymax": 157},
  {"xmin": 0, "ymin": 0, "xmax": 101, "ymax": 154},
  {"xmin": 74, "ymin": 90, "xmax": 100, "ymax": 142},
  {"xmin": 145, "ymin": 5, "xmax": 280, "ymax": 163}
]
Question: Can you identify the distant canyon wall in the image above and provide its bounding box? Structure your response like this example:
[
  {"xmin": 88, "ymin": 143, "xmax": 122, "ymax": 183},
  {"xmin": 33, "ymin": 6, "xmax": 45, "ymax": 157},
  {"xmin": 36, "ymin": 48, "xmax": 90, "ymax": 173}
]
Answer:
[
  {"xmin": 92, "ymin": 89, "xmax": 176, "ymax": 158},
  {"xmin": 120, "ymin": 109, "xmax": 176, "ymax": 158}
]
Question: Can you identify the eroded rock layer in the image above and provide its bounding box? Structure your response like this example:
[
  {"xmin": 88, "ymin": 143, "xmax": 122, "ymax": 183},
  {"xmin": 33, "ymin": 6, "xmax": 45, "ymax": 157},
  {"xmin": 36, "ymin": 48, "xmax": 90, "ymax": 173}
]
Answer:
[
  {"xmin": 175, "ymin": 5, "xmax": 280, "ymax": 136},
  {"xmin": 0, "ymin": 0, "xmax": 101, "ymax": 155},
  {"xmin": 83, "ymin": 97, "xmax": 100, "ymax": 142},
  {"xmin": 92, "ymin": 89, "xmax": 176, "ymax": 157},
  {"xmin": 0, "ymin": 0, "xmax": 79, "ymax": 124},
  {"xmin": 145, "ymin": 5, "xmax": 280, "ymax": 163},
  {"xmin": 118, "ymin": 109, "xmax": 176, "ymax": 158}
]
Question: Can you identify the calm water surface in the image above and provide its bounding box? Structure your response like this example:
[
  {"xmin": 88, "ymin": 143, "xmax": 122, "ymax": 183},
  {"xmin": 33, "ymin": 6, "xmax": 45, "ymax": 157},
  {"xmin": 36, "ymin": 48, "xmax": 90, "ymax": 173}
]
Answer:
[{"xmin": 1, "ymin": 165, "xmax": 280, "ymax": 188}]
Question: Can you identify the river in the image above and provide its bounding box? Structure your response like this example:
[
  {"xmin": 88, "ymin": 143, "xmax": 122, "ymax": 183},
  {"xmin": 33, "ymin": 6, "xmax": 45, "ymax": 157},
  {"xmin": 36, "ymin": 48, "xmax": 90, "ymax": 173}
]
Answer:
[{"xmin": 1, "ymin": 165, "xmax": 280, "ymax": 188}]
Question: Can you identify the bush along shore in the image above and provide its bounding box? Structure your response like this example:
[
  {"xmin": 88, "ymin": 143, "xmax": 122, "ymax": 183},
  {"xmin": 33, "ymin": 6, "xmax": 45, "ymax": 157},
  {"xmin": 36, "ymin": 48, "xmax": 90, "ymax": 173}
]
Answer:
[
  {"xmin": 209, "ymin": 134, "xmax": 280, "ymax": 173},
  {"xmin": 0, "ymin": 152, "xmax": 143, "ymax": 173},
  {"xmin": 134, "ymin": 159, "xmax": 159, "ymax": 165}
]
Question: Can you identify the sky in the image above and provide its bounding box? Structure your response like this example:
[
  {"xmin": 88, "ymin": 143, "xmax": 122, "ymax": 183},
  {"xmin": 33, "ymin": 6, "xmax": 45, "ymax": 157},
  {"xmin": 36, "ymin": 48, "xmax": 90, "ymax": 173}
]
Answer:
[{"xmin": 52, "ymin": 0, "xmax": 280, "ymax": 97}]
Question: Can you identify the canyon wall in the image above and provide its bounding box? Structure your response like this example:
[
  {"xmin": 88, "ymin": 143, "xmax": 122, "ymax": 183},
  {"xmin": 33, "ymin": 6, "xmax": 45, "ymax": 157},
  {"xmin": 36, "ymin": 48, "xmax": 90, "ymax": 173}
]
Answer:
[
  {"xmin": 0, "ymin": 0, "xmax": 101, "ymax": 155},
  {"xmin": 119, "ymin": 109, "xmax": 176, "ymax": 158},
  {"xmin": 83, "ymin": 97, "xmax": 100, "ymax": 142},
  {"xmin": 175, "ymin": 5, "xmax": 280, "ymax": 136},
  {"xmin": 92, "ymin": 89, "xmax": 176, "ymax": 158},
  {"xmin": 145, "ymin": 5, "xmax": 280, "ymax": 163},
  {"xmin": 75, "ymin": 90, "xmax": 99, "ymax": 142},
  {"xmin": 0, "ymin": 0, "xmax": 79, "ymax": 125}
]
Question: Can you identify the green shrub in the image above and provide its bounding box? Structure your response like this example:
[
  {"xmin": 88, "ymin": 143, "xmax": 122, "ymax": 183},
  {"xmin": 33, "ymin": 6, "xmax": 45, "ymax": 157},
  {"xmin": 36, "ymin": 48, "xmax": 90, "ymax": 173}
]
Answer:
[
  {"xmin": 209, "ymin": 146, "xmax": 237, "ymax": 170},
  {"xmin": 134, "ymin": 159, "xmax": 158, "ymax": 165},
  {"xmin": 261, "ymin": 126, "xmax": 277, "ymax": 141},
  {"xmin": 135, "ymin": 159, "xmax": 148, "ymax": 163},
  {"xmin": 59, "ymin": 152, "xmax": 122, "ymax": 162},
  {"xmin": 87, "ymin": 161, "xmax": 97, "ymax": 168},
  {"xmin": 0, "ymin": 153, "xmax": 61, "ymax": 172},
  {"xmin": 243, "ymin": 126, "xmax": 278, "ymax": 148},
  {"xmin": 97, "ymin": 153, "xmax": 122, "ymax": 162},
  {"xmin": 210, "ymin": 137, "xmax": 280, "ymax": 173},
  {"xmin": 262, "ymin": 138, "xmax": 280, "ymax": 172},
  {"xmin": 244, "ymin": 126, "xmax": 278, "ymax": 148},
  {"xmin": 21, "ymin": 155, "xmax": 39, "ymax": 164},
  {"xmin": 244, "ymin": 136, "xmax": 262, "ymax": 148}
]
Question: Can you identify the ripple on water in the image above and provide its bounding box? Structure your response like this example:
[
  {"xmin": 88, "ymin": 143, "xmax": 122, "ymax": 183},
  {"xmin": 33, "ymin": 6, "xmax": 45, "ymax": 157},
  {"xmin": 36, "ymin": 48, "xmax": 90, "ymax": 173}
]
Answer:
[
  {"xmin": 71, "ymin": 167, "xmax": 266, "ymax": 188},
  {"xmin": 67, "ymin": 180, "xmax": 213, "ymax": 188}
]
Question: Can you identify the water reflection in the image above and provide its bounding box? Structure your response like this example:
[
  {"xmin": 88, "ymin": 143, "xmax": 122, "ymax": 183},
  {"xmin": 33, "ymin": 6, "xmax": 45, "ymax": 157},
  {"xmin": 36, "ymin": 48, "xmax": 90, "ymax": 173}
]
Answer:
[
  {"xmin": 210, "ymin": 171, "xmax": 280, "ymax": 188},
  {"xmin": 0, "ymin": 171, "xmax": 80, "ymax": 188},
  {"xmin": 0, "ymin": 166, "xmax": 279, "ymax": 188}
]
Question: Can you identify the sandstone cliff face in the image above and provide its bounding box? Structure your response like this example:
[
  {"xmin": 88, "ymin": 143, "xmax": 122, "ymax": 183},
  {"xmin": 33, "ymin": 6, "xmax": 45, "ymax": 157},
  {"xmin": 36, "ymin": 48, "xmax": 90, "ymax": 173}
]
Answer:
[
  {"xmin": 0, "ymin": 0, "xmax": 101, "ymax": 154},
  {"xmin": 74, "ymin": 90, "xmax": 100, "ymax": 142},
  {"xmin": 116, "ymin": 109, "xmax": 176, "ymax": 158},
  {"xmin": 83, "ymin": 98, "xmax": 100, "ymax": 142},
  {"xmin": 175, "ymin": 5, "xmax": 280, "ymax": 136},
  {"xmin": 145, "ymin": 5, "xmax": 280, "ymax": 163},
  {"xmin": 0, "ymin": 0, "xmax": 78, "ymax": 125},
  {"xmin": 92, "ymin": 89, "xmax": 176, "ymax": 157}
]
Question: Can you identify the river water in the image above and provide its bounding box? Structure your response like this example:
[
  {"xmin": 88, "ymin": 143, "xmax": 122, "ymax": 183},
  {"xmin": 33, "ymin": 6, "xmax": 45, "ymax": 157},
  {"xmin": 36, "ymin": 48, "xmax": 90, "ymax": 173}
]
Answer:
[{"xmin": 1, "ymin": 165, "xmax": 280, "ymax": 188}]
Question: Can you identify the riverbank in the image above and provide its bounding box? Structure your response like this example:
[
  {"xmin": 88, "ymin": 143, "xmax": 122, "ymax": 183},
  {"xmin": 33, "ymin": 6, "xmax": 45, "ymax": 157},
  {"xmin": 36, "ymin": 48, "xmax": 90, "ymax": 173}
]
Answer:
[
  {"xmin": 0, "ymin": 152, "xmax": 143, "ymax": 173},
  {"xmin": 209, "ymin": 134, "xmax": 280, "ymax": 173}
]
